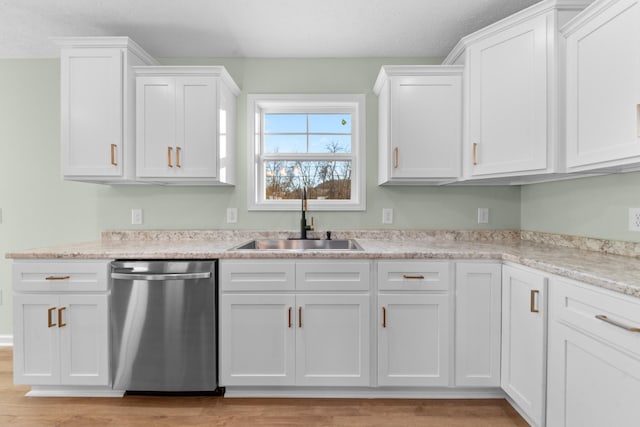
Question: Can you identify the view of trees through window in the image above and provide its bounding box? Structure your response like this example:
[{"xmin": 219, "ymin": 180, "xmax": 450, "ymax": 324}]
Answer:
[{"xmin": 263, "ymin": 113, "xmax": 353, "ymax": 200}]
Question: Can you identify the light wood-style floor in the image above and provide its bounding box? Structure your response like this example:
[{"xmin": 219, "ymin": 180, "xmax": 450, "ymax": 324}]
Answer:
[{"xmin": 0, "ymin": 348, "xmax": 528, "ymax": 426}]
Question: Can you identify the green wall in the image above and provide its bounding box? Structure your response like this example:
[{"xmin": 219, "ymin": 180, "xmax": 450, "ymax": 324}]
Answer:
[
  {"xmin": 521, "ymin": 172, "xmax": 640, "ymax": 242},
  {"xmin": 0, "ymin": 56, "xmax": 523, "ymax": 336}
]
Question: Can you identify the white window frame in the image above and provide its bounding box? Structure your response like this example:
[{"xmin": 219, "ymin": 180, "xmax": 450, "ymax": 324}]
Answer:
[{"xmin": 247, "ymin": 94, "xmax": 366, "ymax": 211}]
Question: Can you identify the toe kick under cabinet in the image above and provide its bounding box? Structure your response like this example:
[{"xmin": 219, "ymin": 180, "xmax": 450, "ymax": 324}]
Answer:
[{"xmin": 12, "ymin": 260, "xmax": 112, "ymax": 394}]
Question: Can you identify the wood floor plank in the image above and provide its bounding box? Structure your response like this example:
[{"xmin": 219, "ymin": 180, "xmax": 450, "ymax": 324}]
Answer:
[{"xmin": 0, "ymin": 348, "xmax": 528, "ymax": 426}]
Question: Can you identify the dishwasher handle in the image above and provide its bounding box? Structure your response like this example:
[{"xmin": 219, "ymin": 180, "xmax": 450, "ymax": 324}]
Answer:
[{"xmin": 111, "ymin": 272, "xmax": 212, "ymax": 281}]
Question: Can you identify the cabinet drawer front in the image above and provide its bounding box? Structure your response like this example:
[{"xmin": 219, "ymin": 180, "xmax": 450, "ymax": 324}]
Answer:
[
  {"xmin": 377, "ymin": 261, "xmax": 449, "ymax": 291},
  {"xmin": 13, "ymin": 261, "xmax": 111, "ymax": 292},
  {"xmin": 220, "ymin": 260, "xmax": 295, "ymax": 291},
  {"xmin": 551, "ymin": 278, "xmax": 640, "ymax": 358},
  {"xmin": 296, "ymin": 262, "xmax": 370, "ymax": 291}
]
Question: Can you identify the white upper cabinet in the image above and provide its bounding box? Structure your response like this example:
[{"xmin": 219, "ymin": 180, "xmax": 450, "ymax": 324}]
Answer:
[
  {"xmin": 563, "ymin": 0, "xmax": 640, "ymax": 172},
  {"xmin": 135, "ymin": 67, "xmax": 239, "ymax": 185},
  {"xmin": 374, "ymin": 66, "xmax": 463, "ymax": 184},
  {"xmin": 443, "ymin": 0, "xmax": 593, "ymax": 182},
  {"xmin": 55, "ymin": 37, "xmax": 157, "ymax": 183}
]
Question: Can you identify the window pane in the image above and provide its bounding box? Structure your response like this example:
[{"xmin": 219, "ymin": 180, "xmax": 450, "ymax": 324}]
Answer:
[
  {"xmin": 265, "ymin": 114, "xmax": 307, "ymax": 133},
  {"xmin": 264, "ymin": 160, "xmax": 352, "ymax": 200},
  {"xmin": 308, "ymin": 114, "xmax": 352, "ymax": 133},
  {"xmin": 265, "ymin": 134, "xmax": 307, "ymax": 153},
  {"xmin": 308, "ymin": 134, "xmax": 352, "ymax": 153}
]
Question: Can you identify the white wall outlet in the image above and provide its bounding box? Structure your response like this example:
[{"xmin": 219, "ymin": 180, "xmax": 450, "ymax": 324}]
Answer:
[
  {"xmin": 382, "ymin": 208, "xmax": 393, "ymax": 224},
  {"xmin": 629, "ymin": 208, "xmax": 640, "ymax": 231},
  {"xmin": 0, "ymin": 208, "xmax": 3, "ymax": 224},
  {"xmin": 478, "ymin": 208, "xmax": 489, "ymax": 224},
  {"xmin": 227, "ymin": 208, "xmax": 238, "ymax": 224},
  {"xmin": 131, "ymin": 208, "xmax": 143, "ymax": 225}
]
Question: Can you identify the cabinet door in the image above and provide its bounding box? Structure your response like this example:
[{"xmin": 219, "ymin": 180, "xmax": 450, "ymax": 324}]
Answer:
[
  {"xmin": 468, "ymin": 15, "xmax": 548, "ymax": 176},
  {"xmin": 220, "ymin": 294, "xmax": 295, "ymax": 386},
  {"xmin": 176, "ymin": 77, "xmax": 218, "ymax": 178},
  {"xmin": 389, "ymin": 75, "xmax": 461, "ymax": 179},
  {"xmin": 502, "ymin": 266, "xmax": 546, "ymax": 426},
  {"xmin": 136, "ymin": 76, "xmax": 177, "ymax": 178},
  {"xmin": 12, "ymin": 294, "xmax": 60, "ymax": 385},
  {"xmin": 565, "ymin": 0, "xmax": 640, "ymax": 170},
  {"xmin": 58, "ymin": 295, "xmax": 109, "ymax": 386},
  {"xmin": 378, "ymin": 294, "xmax": 450, "ymax": 386},
  {"xmin": 60, "ymin": 48, "xmax": 123, "ymax": 177},
  {"xmin": 296, "ymin": 294, "xmax": 370, "ymax": 386},
  {"xmin": 455, "ymin": 263, "xmax": 501, "ymax": 387}
]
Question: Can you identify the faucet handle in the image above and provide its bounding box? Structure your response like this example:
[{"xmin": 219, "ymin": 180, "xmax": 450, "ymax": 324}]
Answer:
[
  {"xmin": 309, "ymin": 217, "xmax": 315, "ymax": 231},
  {"xmin": 326, "ymin": 231, "xmax": 332, "ymax": 240}
]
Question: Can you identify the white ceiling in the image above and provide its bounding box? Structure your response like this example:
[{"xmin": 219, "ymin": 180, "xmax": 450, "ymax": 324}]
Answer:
[{"xmin": 1, "ymin": 0, "xmax": 540, "ymax": 59}]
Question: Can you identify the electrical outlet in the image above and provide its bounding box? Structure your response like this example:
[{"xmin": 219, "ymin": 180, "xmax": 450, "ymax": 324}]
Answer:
[
  {"xmin": 629, "ymin": 208, "xmax": 640, "ymax": 231},
  {"xmin": 131, "ymin": 208, "xmax": 143, "ymax": 225},
  {"xmin": 382, "ymin": 208, "xmax": 393, "ymax": 224},
  {"xmin": 478, "ymin": 208, "xmax": 489, "ymax": 224},
  {"xmin": 0, "ymin": 208, "xmax": 3, "ymax": 224},
  {"xmin": 227, "ymin": 208, "xmax": 238, "ymax": 224},
  {"xmin": 0, "ymin": 289, "xmax": 2, "ymax": 305}
]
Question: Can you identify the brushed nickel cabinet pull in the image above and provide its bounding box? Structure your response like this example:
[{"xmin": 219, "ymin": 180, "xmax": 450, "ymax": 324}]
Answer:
[
  {"xmin": 473, "ymin": 143, "xmax": 478, "ymax": 165},
  {"xmin": 393, "ymin": 147, "xmax": 399, "ymax": 168},
  {"xmin": 595, "ymin": 315, "xmax": 640, "ymax": 333},
  {"xmin": 167, "ymin": 147, "xmax": 173, "ymax": 168},
  {"xmin": 382, "ymin": 306, "xmax": 387, "ymax": 328},
  {"xmin": 110, "ymin": 144, "xmax": 118, "ymax": 166},
  {"xmin": 47, "ymin": 307, "xmax": 56, "ymax": 328},
  {"xmin": 298, "ymin": 307, "xmax": 302, "ymax": 328},
  {"xmin": 45, "ymin": 275, "xmax": 70, "ymax": 281},
  {"xmin": 530, "ymin": 290, "xmax": 540, "ymax": 313},
  {"xmin": 58, "ymin": 307, "xmax": 66, "ymax": 328},
  {"xmin": 176, "ymin": 147, "xmax": 182, "ymax": 168},
  {"xmin": 288, "ymin": 307, "xmax": 292, "ymax": 328},
  {"xmin": 402, "ymin": 274, "xmax": 425, "ymax": 280}
]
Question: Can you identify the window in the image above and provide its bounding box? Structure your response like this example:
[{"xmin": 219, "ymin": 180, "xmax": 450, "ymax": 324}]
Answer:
[{"xmin": 248, "ymin": 94, "xmax": 366, "ymax": 211}]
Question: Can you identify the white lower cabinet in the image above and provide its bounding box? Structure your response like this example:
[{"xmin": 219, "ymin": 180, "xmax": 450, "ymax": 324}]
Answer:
[
  {"xmin": 12, "ymin": 261, "xmax": 111, "ymax": 388},
  {"xmin": 502, "ymin": 265, "xmax": 547, "ymax": 427},
  {"xmin": 547, "ymin": 277, "xmax": 640, "ymax": 427},
  {"xmin": 377, "ymin": 261, "xmax": 451, "ymax": 387},
  {"xmin": 377, "ymin": 294, "xmax": 449, "ymax": 386},
  {"xmin": 455, "ymin": 262, "xmax": 502, "ymax": 387},
  {"xmin": 219, "ymin": 260, "xmax": 371, "ymax": 388}
]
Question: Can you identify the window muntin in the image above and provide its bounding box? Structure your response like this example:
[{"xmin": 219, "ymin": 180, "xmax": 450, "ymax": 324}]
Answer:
[{"xmin": 248, "ymin": 94, "xmax": 365, "ymax": 211}]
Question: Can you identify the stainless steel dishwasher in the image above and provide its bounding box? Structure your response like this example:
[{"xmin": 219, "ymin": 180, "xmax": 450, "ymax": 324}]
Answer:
[{"xmin": 110, "ymin": 260, "xmax": 219, "ymax": 393}]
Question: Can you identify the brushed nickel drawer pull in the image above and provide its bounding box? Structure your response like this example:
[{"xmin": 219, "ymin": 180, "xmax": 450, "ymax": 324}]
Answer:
[
  {"xmin": 298, "ymin": 307, "xmax": 302, "ymax": 328},
  {"xmin": 393, "ymin": 147, "xmax": 399, "ymax": 168},
  {"xmin": 167, "ymin": 146, "xmax": 173, "ymax": 168},
  {"xmin": 595, "ymin": 314, "xmax": 640, "ymax": 333},
  {"xmin": 58, "ymin": 307, "xmax": 66, "ymax": 328},
  {"xmin": 45, "ymin": 275, "xmax": 70, "ymax": 281},
  {"xmin": 402, "ymin": 274, "xmax": 425, "ymax": 280},
  {"xmin": 176, "ymin": 146, "xmax": 182, "ymax": 168},
  {"xmin": 382, "ymin": 306, "xmax": 387, "ymax": 328},
  {"xmin": 47, "ymin": 307, "xmax": 57, "ymax": 328},
  {"xmin": 288, "ymin": 307, "xmax": 292, "ymax": 328},
  {"xmin": 530, "ymin": 290, "xmax": 540, "ymax": 313}
]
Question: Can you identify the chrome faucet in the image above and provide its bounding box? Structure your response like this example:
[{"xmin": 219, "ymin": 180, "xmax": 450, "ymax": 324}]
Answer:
[{"xmin": 300, "ymin": 187, "xmax": 314, "ymax": 239}]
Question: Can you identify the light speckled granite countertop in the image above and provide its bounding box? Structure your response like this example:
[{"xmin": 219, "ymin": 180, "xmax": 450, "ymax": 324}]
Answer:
[{"xmin": 6, "ymin": 230, "xmax": 640, "ymax": 298}]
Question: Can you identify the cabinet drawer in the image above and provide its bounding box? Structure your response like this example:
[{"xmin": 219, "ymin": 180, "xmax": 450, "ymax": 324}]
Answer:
[
  {"xmin": 378, "ymin": 261, "xmax": 449, "ymax": 291},
  {"xmin": 551, "ymin": 278, "xmax": 640, "ymax": 358},
  {"xmin": 296, "ymin": 261, "xmax": 370, "ymax": 291},
  {"xmin": 220, "ymin": 260, "xmax": 295, "ymax": 291},
  {"xmin": 13, "ymin": 260, "xmax": 111, "ymax": 292}
]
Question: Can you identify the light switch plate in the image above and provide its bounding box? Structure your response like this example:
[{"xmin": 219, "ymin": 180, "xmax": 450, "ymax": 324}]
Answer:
[
  {"xmin": 382, "ymin": 208, "xmax": 393, "ymax": 224},
  {"xmin": 131, "ymin": 208, "xmax": 143, "ymax": 225},
  {"xmin": 477, "ymin": 208, "xmax": 489, "ymax": 224},
  {"xmin": 227, "ymin": 208, "xmax": 238, "ymax": 224},
  {"xmin": 629, "ymin": 208, "xmax": 640, "ymax": 231}
]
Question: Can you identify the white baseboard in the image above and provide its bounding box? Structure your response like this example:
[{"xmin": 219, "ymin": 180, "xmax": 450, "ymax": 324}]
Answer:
[
  {"xmin": 26, "ymin": 386, "xmax": 124, "ymax": 398},
  {"xmin": 0, "ymin": 335, "xmax": 13, "ymax": 347},
  {"xmin": 224, "ymin": 386, "xmax": 506, "ymax": 399}
]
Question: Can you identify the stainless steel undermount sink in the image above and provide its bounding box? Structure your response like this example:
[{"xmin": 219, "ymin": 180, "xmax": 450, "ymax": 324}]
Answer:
[{"xmin": 230, "ymin": 239, "xmax": 363, "ymax": 251}]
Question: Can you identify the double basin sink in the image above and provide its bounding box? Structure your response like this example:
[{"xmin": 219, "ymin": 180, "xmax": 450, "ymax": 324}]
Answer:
[{"xmin": 231, "ymin": 239, "xmax": 362, "ymax": 251}]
